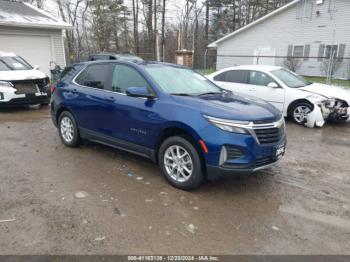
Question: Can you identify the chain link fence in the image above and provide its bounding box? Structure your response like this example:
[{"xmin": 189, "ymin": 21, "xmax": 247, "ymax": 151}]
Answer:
[{"xmin": 192, "ymin": 53, "xmax": 350, "ymax": 89}]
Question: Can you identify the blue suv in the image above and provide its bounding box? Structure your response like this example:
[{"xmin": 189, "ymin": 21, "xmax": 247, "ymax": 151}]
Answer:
[{"xmin": 51, "ymin": 61, "xmax": 286, "ymax": 190}]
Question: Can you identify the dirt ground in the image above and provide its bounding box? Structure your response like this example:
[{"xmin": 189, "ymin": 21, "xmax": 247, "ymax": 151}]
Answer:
[{"xmin": 0, "ymin": 106, "xmax": 350, "ymax": 255}]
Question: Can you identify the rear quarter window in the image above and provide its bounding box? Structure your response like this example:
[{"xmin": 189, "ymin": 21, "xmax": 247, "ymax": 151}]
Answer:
[
  {"xmin": 60, "ymin": 65, "xmax": 81, "ymax": 81},
  {"xmin": 214, "ymin": 70, "xmax": 248, "ymax": 84}
]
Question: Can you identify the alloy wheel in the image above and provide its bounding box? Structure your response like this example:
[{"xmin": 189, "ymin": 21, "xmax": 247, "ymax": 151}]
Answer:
[
  {"xmin": 164, "ymin": 145, "xmax": 193, "ymax": 183},
  {"xmin": 60, "ymin": 116, "xmax": 74, "ymax": 143},
  {"xmin": 293, "ymin": 105, "xmax": 311, "ymax": 123}
]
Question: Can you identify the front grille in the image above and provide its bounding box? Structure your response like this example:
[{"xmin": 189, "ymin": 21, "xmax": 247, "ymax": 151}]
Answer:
[
  {"xmin": 255, "ymin": 157, "xmax": 274, "ymax": 168},
  {"xmin": 226, "ymin": 146, "xmax": 243, "ymax": 160},
  {"xmin": 11, "ymin": 78, "xmax": 49, "ymax": 95},
  {"xmin": 14, "ymin": 83, "xmax": 39, "ymax": 94},
  {"xmin": 254, "ymin": 127, "xmax": 283, "ymax": 144}
]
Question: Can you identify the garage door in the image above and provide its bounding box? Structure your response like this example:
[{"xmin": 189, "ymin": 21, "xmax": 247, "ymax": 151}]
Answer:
[{"xmin": 0, "ymin": 34, "xmax": 52, "ymax": 75}]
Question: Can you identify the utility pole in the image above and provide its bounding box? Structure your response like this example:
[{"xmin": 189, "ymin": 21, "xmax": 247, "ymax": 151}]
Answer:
[
  {"xmin": 132, "ymin": 0, "xmax": 139, "ymax": 54},
  {"xmin": 147, "ymin": 0, "xmax": 153, "ymax": 59},
  {"xmin": 205, "ymin": 0, "xmax": 210, "ymax": 44},
  {"xmin": 154, "ymin": 0, "xmax": 158, "ymax": 60},
  {"xmin": 161, "ymin": 0, "xmax": 166, "ymax": 61}
]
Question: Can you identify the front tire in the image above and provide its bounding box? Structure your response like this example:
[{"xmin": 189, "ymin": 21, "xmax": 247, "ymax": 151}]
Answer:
[
  {"xmin": 289, "ymin": 102, "xmax": 313, "ymax": 125},
  {"xmin": 158, "ymin": 136, "xmax": 204, "ymax": 190},
  {"xmin": 58, "ymin": 111, "xmax": 80, "ymax": 147}
]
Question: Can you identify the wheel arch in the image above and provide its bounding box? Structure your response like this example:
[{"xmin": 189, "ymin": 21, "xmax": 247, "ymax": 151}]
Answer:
[
  {"xmin": 287, "ymin": 99, "xmax": 315, "ymax": 117},
  {"xmin": 56, "ymin": 106, "xmax": 76, "ymax": 125},
  {"xmin": 154, "ymin": 123, "xmax": 206, "ymax": 171}
]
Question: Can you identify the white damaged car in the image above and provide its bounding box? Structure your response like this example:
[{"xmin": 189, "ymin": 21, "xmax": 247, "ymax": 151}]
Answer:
[
  {"xmin": 0, "ymin": 52, "xmax": 50, "ymax": 108},
  {"xmin": 207, "ymin": 65, "xmax": 350, "ymax": 127}
]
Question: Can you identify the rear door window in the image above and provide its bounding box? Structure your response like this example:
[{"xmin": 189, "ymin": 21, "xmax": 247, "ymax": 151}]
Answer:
[
  {"xmin": 225, "ymin": 70, "xmax": 249, "ymax": 83},
  {"xmin": 75, "ymin": 64, "xmax": 114, "ymax": 89},
  {"xmin": 214, "ymin": 70, "xmax": 248, "ymax": 84}
]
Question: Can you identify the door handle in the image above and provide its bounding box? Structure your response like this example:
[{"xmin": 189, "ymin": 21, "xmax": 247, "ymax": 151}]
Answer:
[{"xmin": 249, "ymin": 88, "xmax": 256, "ymax": 91}]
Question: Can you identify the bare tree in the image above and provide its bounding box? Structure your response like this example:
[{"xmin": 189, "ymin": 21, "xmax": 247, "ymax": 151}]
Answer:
[
  {"xmin": 132, "ymin": 0, "xmax": 140, "ymax": 54},
  {"xmin": 160, "ymin": 0, "xmax": 166, "ymax": 61},
  {"xmin": 283, "ymin": 57, "xmax": 303, "ymax": 72}
]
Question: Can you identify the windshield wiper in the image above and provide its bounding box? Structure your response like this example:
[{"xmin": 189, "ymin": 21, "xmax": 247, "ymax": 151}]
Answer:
[
  {"xmin": 197, "ymin": 92, "xmax": 221, "ymax": 96},
  {"xmin": 170, "ymin": 93, "xmax": 193, "ymax": 96}
]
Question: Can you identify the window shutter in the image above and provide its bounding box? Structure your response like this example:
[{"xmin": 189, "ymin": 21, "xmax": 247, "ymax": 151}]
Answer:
[
  {"xmin": 304, "ymin": 45, "xmax": 310, "ymax": 60},
  {"xmin": 287, "ymin": 45, "xmax": 293, "ymax": 57},
  {"xmin": 318, "ymin": 44, "xmax": 325, "ymax": 61},
  {"xmin": 337, "ymin": 44, "xmax": 346, "ymax": 62}
]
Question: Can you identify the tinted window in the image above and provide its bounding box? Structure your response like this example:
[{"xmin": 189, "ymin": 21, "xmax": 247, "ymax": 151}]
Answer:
[
  {"xmin": 249, "ymin": 71, "xmax": 274, "ymax": 86},
  {"xmin": 112, "ymin": 65, "xmax": 149, "ymax": 94},
  {"xmin": 213, "ymin": 72, "xmax": 227, "ymax": 81},
  {"xmin": 60, "ymin": 65, "xmax": 81, "ymax": 81},
  {"xmin": 75, "ymin": 64, "xmax": 113, "ymax": 89},
  {"xmin": 225, "ymin": 70, "xmax": 248, "ymax": 83}
]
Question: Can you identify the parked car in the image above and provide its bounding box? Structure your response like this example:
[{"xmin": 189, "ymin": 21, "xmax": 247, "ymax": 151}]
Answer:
[
  {"xmin": 50, "ymin": 61, "xmax": 286, "ymax": 190},
  {"xmin": 87, "ymin": 52, "xmax": 144, "ymax": 62},
  {"xmin": 0, "ymin": 52, "xmax": 50, "ymax": 107},
  {"xmin": 207, "ymin": 65, "xmax": 350, "ymax": 127}
]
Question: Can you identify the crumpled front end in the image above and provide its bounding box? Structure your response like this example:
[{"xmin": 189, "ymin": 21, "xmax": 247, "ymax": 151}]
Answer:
[{"xmin": 305, "ymin": 96, "xmax": 350, "ymax": 128}]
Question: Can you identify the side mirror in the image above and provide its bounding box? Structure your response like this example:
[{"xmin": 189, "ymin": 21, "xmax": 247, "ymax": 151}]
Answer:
[
  {"xmin": 126, "ymin": 86, "xmax": 156, "ymax": 99},
  {"xmin": 33, "ymin": 65, "xmax": 40, "ymax": 70},
  {"xmin": 267, "ymin": 82, "xmax": 279, "ymax": 88}
]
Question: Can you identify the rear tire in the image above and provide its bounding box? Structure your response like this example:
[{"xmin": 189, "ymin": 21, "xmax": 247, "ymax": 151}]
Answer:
[
  {"xmin": 58, "ymin": 111, "xmax": 80, "ymax": 147},
  {"xmin": 158, "ymin": 136, "xmax": 204, "ymax": 190}
]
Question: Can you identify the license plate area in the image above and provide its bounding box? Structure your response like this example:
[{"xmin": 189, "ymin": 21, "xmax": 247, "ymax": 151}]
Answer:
[{"xmin": 273, "ymin": 143, "xmax": 285, "ymax": 160}]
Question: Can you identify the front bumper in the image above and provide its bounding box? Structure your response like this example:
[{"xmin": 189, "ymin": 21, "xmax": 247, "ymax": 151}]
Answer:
[
  {"xmin": 206, "ymin": 158, "xmax": 281, "ymax": 180},
  {"xmin": 0, "ymin": 94, "xmax": 50, "ymax": 108},
  {"xmin": 199, "ymin": 120, "xmax": 287, "ymax": 180}
]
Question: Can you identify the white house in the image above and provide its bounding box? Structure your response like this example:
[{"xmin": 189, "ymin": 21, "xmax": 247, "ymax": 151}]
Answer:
[
  {"xmin": 0, "ymin": 0, "xmax": 71, "ymax": 75},
  {"xmin": 208, "ymin": 0, "xmax": 350, "ymax": 80}
]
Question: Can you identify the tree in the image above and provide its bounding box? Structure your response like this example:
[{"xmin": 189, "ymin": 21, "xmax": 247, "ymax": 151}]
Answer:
[
  {"xmin": 283, "ymin": 58, "xmax": 302, "ymax": 72},
  {"xmin": 132, "ymin": 0, "xmax": 140, "ymax": 54}
]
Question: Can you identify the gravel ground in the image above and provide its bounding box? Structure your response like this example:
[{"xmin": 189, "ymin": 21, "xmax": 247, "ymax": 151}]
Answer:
[{"xmin": 0, "ymin": 106, "xmax": 350, "ymax": 255}]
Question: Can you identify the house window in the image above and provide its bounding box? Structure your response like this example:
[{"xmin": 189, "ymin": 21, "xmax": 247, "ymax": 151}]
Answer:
[
  {"xmin": 293, "ymin": 46, "xmax": 304, "ymax": 58},
  {"xmin": 324, "ymin": 45, "xmax": 338, "ymax": 59}
]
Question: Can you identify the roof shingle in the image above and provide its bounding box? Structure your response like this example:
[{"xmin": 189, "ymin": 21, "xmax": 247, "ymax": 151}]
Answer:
[{"xmin": 0, "ymin": 0, "xmax": 71, "ymax": 29}]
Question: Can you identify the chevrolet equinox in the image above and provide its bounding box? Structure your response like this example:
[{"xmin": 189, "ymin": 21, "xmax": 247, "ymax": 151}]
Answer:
[{"xmin": 50, "ymin": 61, "xmax": 286, "ymax": 190}]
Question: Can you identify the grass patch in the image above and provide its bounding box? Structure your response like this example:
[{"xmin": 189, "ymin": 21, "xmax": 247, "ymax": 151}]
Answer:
[
  {"xmin": 196, "ymin": 68, "xmax": 216, "ymax": 75},
  {"xmin": 303, "ymin": 76, "xmax": 350, "ymax": 89}
]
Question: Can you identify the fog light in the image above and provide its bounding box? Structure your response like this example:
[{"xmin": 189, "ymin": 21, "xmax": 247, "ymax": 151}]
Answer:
[
  {"xmin": 219, "ymin": 146, "xmax": 227, "ymax": 166},
  {"xmin": 0, "ymin": 92, "xmax": 4, "ymax": 100}
]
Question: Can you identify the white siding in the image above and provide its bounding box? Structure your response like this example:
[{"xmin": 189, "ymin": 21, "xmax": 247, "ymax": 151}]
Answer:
[
  {"xmin": 0, "ymin": 26, "xmax": 66, "ymax": 75},
  {"xmin": 215, "ymin": 0, "xmax": 350, "ymax": 79}
]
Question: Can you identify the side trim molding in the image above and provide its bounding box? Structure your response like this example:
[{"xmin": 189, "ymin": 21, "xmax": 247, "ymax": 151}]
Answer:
[{"xmin": 79, "ymin": 127, "xmax": 156, "ymax": 162}]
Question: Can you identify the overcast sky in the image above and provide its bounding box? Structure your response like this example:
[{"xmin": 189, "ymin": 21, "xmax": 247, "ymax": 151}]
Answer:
[{"xmin": 44, "ymin": 0, "xmax": 206, "ymax": 25}]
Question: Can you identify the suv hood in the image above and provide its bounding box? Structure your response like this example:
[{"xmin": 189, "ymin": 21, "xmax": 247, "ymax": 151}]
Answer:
[
  {"xmin": 172, "ymin": 92, "xmax": 281, "ymax": 122},
  {"xmin": 0, "ymin": 69, "xmax": 47, "ymax": 81},
  {"xmin": 299, "ymin": 83, "xmax": 350, "ymax": 103}
]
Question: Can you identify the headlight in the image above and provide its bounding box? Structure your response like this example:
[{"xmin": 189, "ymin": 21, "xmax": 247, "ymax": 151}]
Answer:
[
  {"xmin": 0, "ymin": 81, "xmax": 14, "ymax": 88},
  {"xmin": 203, "ymin": 115, "xmax": 251, "ymax": 134}
]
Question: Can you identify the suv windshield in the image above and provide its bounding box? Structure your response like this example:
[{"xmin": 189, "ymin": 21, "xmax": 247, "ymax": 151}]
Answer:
[
  {"xmin": 0, "ymin": 56, "xmax": 33, "ymax": 71},
  {"xmin": 271, "ymin": 68, "xmax": 310, "ymax": 88},
  {"xmin": 144, "ymin": 65, "xmax": 221, "ymax": 95}
]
